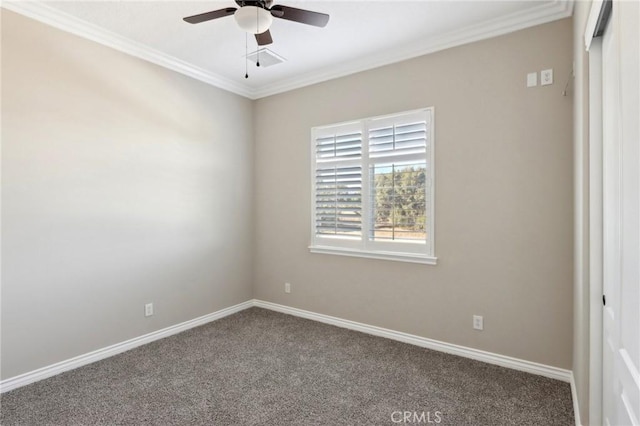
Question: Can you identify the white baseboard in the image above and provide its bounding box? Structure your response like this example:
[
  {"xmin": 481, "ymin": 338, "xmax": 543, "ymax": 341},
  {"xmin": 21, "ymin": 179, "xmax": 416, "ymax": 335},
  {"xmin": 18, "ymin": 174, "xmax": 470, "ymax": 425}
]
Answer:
[
  {"xmin": 253, "ymin": 299, "xmax": 573, "ymax": 383},
  {"xmin": 1, "ymin": 298, "xmax": 574, "ymax": 399},
  {"xmin": 0, "ymin": 300, "xmax": 254, "ymax": 393}
]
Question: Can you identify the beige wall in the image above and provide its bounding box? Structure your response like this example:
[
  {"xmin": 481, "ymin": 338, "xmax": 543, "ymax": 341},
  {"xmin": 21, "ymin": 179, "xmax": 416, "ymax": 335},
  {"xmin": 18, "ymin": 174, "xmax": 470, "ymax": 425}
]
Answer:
[
  {"xmin": 2, "ymin": 9, "xmax": 576, "ymax": 382},
  {"xmin": 572, "ymin": 1, "xmax": 591, "ymax": 423},
  {"xmin": 1, "ymin": 10, "xmax": 254, "ymax": 379},
  {"xmin": 254, "ymin": 19, "xmax": 574, "ymax": 369}
]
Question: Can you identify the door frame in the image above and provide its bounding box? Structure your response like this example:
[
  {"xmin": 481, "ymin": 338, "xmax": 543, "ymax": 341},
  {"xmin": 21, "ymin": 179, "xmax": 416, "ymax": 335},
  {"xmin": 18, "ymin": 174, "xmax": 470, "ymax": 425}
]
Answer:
[
  {"xmin": 584, "ymin": 0, "xmax": 612, "ymax": 424},
  {"xmin": 587, "ymin": 36, "xmax": 603, "ymax": 425}
]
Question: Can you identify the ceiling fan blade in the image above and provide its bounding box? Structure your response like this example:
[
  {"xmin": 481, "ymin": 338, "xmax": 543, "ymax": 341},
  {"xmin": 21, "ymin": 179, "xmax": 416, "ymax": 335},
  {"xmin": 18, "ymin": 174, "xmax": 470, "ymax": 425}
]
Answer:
[
  {"xmin": 183, "ymin": 8, "xmax": 237, "ymax": 24},
  {"xmin": 255, "ymin": 30, "xmax": 273, "ymax": 46},
  {"xmin": 270, "ymin": 5, "xmax": 329, "ymax": 27}
]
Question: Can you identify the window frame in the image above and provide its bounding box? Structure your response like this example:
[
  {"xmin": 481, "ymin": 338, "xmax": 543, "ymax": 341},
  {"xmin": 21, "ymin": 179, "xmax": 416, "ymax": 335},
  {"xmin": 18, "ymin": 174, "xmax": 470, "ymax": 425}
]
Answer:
[{"xmin": 309, "ymin": 107, "xmax": 436, "ymax": 265}]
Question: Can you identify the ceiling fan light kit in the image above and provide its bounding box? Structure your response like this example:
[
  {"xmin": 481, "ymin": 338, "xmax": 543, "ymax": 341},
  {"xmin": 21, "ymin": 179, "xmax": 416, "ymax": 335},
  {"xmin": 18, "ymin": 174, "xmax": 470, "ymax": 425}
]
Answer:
[{"xmin": 234, "ymin": 6, "xmax": 273, "ymax": 34}]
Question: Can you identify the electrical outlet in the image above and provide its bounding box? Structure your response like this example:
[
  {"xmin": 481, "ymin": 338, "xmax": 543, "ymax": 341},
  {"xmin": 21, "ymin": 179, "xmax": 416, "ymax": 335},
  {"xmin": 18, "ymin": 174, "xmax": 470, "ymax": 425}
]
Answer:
[
  {"xmin": 284, "ymin": 282, "xmax": 291, "ymax": 294},
  {"xmin": 541, "ymin": 69, "xmax": 553, "ymax": 86},
  {"xmin": 145, "ymin": 303, "xmax": 154, "ymax": 317},
  {"xmin": 473, "ymin": 315, "xmax": 483, "ymax": 330}
]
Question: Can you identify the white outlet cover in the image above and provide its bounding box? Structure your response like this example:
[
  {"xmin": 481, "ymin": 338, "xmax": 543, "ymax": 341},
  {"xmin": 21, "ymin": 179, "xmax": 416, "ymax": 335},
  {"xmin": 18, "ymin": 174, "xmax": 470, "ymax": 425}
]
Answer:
[
  {"xmin": 473, "ymin": 315, "xmax": 483, "ymax": 330},
  {"xmin": 541, "ymin": 68, "xmax": 553, "ymax": 86}
]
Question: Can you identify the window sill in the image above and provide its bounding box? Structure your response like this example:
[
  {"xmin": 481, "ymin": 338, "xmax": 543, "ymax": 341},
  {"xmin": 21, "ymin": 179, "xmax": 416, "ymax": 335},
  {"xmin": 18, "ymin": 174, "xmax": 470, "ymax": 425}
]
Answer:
[{"xmin": 309, "ymin": 245, "xmax": 438, "ymax": 265}]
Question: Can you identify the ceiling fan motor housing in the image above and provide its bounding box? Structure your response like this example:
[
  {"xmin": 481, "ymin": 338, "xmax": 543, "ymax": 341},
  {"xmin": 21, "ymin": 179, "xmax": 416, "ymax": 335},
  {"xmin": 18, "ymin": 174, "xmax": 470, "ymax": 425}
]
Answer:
[{"xmin": 235, "ymin": 0, "xmax": 273, "ymax": 8}]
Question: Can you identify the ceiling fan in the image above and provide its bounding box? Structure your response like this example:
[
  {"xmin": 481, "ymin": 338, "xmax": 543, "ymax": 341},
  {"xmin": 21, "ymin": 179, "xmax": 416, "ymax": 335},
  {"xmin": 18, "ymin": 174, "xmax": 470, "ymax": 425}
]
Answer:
[{"xmin": 183, "ymin": 0, "xmax": 330, "ymax": 46}]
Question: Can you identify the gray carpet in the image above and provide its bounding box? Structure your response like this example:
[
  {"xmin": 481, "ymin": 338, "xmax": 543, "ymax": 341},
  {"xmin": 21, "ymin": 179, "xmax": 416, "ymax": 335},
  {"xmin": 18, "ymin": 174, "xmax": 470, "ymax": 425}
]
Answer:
[{"xmin": 0, "ymin": 308, "xmax": 574, "ymax": 425}]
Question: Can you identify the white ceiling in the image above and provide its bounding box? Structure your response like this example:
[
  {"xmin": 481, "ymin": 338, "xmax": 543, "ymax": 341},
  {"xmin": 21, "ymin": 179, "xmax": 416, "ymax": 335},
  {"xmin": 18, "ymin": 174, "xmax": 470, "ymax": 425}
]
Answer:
[{"xmin": 4, "ymin": 1, "xmax": 573, "ymax": 98}]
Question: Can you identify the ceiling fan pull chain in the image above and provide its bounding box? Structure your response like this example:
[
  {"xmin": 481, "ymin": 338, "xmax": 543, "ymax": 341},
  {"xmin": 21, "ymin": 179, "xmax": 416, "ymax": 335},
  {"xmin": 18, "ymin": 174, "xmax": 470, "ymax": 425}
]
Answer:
[
  {"xmin": 256, "ymin": 7, "xmax": 261, "ymax": 67},
  {"xmin": 245, "ymin": 32, "xmax": 249, "ymax": 78}
]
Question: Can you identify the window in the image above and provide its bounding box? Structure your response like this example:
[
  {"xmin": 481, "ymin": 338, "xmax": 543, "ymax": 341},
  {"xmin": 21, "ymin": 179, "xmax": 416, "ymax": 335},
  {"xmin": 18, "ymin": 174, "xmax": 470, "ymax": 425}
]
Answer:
[{"xmin": 310, "ymin": 108, "xmax": 436, "ymax": 264}]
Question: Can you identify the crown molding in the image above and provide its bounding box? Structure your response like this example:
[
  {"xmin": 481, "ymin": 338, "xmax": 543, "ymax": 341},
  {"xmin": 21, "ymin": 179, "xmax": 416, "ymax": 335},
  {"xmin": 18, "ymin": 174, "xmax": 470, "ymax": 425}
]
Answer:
[
  {"xmin": 1, "ymin": 1, "xmax": 254, "ymax": 99},
  {"xmin": 2, "ymin": 1, "xmax": 573, "ymax": 100},
  {"xmin": 253, "ymin": 0, "xmax": 574, "ymax": 98}
]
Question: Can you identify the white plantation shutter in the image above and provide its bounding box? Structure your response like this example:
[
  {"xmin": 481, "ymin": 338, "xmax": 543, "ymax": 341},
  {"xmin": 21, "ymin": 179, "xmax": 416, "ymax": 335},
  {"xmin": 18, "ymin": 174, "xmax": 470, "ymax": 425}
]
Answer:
[
  {"xmin": 367, "ymin": 111, "xmax": 431, "ymax": 248},
  {"xmin": 369, "ymin": 120, "xmax": 427, "ymax": 158},
  {"xmin": 313, "ymin": 123, "xmax": 363, "ymax": 240},
  {"xmin": 311, "ymin": 109, "xmax": 435, "ymax": 263},
  {"xmin": 315, "ymin": 131, "xmax": 362, "ymax": 160},
  {"xmin": 314, "ymin": 166, "xmax": 362, "ymax": 237}
]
